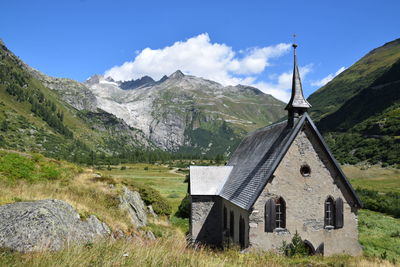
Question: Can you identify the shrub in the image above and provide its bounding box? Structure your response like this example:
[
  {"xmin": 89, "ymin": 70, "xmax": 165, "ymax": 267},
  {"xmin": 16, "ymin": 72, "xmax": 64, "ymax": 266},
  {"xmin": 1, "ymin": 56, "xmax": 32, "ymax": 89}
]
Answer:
[
  {"xmin": 356, "ymin": 188, "xmax": 400, "ymax": 218},
  {"xmin": 279, "ymin": 231, "xmax": 308, "ymax": 257},
  {"xmin": 0, "ymin": 152, "xmax": 35, "ymax": 181},
  {"xmin": 39, "ymin": 165, "xmax": 61, "ymax": 180},
  {"xmin": 175, "ymin": 194, "xmax": 190, "ymax": 218},
  {"xmin": 184, "ymin": 174, "xmax": 189, "ymax": 183},
  {"xmin": 152, "ymin": 200, "xmax": 172, "ymax": 216}
]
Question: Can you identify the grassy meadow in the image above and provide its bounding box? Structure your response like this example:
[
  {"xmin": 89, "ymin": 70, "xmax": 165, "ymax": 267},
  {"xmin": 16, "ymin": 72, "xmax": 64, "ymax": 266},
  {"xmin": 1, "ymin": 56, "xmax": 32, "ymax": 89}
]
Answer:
[
  {"xmin": 0, "ymin": 151, "xmax": 400, "ymax": 266},
  {"xmin": 343, "ymin": 165, "xmax": 400, "ymax": 193},
  {"xmin": 99, "ymin": 163, "xmax": 187, "ymax": 213}
]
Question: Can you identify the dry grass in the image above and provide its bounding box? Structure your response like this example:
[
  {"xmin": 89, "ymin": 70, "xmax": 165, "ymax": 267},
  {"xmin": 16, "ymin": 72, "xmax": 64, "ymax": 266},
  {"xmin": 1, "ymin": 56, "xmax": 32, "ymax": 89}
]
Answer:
[
  {"xmin": 0, "ymin": 169, "xmax": 133, "ymax": 232},
  {"xmin": 0, "ymin": 156, "xmax": 399, "ymax": 266},
  {"xmin": 0, "ymin": 236, "xmax": 396, "ymax": 267}
]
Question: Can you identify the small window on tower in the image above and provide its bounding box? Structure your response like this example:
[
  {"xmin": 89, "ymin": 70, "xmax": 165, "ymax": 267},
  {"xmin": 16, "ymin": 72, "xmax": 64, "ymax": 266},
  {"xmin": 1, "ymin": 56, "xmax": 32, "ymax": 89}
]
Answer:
[{"xmin": 300, "ymin": 165, "xmax": 311, "ymax": 177}]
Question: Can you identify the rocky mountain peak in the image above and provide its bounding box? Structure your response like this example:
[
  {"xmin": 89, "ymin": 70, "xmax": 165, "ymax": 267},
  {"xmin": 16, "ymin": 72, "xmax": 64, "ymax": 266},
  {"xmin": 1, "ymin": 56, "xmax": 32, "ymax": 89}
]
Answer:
[
  {"xmin": 120, "ymin": 75, "xmax": 156, "ymax": 90},
  {"xmin": 105, "ymin": 76, "xmax": 116, "ymax": 83},
  {"xmin": 169, "ymin": 70, "xmax": 185, "ymax": 79},
  {"xmin": 158, "ymin": 75, "xmax": 168, "ymax": 83},
  {"xmin": 82, "ymin": 68, "xmax": 285, "ymax": 152},
  {"xmin": 85, "ymin": 74, "xmax": 104, "ymax": 86}
]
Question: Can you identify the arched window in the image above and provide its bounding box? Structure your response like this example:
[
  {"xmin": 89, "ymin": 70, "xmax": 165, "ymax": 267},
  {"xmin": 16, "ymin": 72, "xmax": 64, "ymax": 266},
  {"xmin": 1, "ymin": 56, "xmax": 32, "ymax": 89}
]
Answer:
[
  {"xmin": 223, "ymin": 206, "xmax": 227, "ymax": 230},
  {"xmin": 324, "ymin": 196, "xmax": 344, "ymax": 229},
  {"xmin": 324, "ymin": 196, "xmax": 335, "ymax": 228},
  {"xmin": 265, "ymin": 196, "xmax": 286, "ymax": 232},
  {"xmin": 229, "ymin": 211, "xmax": 234, "ymax": 239},
  {"xmin": 275, "ymin": 197, "xmax": 286, "ymax": 229}
]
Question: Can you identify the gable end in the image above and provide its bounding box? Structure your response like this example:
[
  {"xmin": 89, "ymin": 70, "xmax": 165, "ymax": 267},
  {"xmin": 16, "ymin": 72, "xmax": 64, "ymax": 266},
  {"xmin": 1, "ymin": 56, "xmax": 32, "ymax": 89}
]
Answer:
[{"xmin": 246, "ymin": 113, "xmax": 362, "ymax": 210}]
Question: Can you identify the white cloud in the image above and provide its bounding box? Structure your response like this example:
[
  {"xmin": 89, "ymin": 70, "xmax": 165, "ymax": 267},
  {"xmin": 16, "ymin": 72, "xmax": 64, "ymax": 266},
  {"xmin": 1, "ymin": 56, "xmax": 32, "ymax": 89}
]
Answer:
[
  {"xmin": 311, "ymin": 66, "xmax": 346, "ymax": 87},
  {"xmin": 104, "ymin": 33, "xmax": 323, "ymax": 102},
  {"xmin": 255, "ymin": 65, "xmax": 312, "ymax": 102},
  {"xmin": 230, "ymin": 44, "xmax": 293, "ymax": 75},
  {"xmin": 105, "ymin": 33, "xmax": 290, "ymax": 86}
]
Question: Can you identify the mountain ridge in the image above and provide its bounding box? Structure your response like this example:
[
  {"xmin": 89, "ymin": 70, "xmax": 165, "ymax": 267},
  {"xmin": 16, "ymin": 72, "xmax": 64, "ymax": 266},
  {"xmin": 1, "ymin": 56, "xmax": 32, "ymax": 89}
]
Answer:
[
  {"xmin": 83, "ymin": 70, "xmax": 286, "ymax": 154},
  {"xmin": 0, "ymin": 40, "xmax": 158, "ymax": 164},
  {"xmin": 308, "ymin": 38, "xmax": 400, "ymax": 165},
  {"xmin": 308, "ymin": 38, "xmax": 400, "ymax": 121},
  {"xmin": 0, "ymin": 40, "xmax": 286, "ymax": 157}
]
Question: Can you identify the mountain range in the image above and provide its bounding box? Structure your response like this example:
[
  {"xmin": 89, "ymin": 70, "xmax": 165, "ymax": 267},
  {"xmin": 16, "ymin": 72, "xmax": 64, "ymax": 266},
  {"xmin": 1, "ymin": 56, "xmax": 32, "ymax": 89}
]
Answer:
[
  {"xmin": 82, "ymin": 70, "xmax": 284, "ymax": 154},
  {"xmin": 0, "ymin": 39, "xmax": 285, "ymax": 161},
  {"xmin": 1, "ymin": 37, "xmax": 399, "ymax": 165}
]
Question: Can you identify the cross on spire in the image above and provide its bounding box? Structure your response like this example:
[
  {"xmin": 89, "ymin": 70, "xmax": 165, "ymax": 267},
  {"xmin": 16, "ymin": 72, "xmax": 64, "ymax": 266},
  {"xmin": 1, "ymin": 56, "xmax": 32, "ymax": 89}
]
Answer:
[{"xmin": 285, "ymin": 41, "xmax": 311, "ymax": 123}]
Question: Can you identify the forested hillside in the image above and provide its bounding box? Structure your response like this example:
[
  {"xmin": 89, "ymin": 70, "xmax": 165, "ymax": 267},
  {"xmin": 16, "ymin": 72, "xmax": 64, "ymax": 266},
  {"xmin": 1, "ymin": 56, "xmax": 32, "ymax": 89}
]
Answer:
[
  {"xmin": 308, "ymin": 39, "xmax": 400, "ymax": 165},
  {"xmin": 0, "ymin": 40, "xmax": 170, "ymax": 164}
]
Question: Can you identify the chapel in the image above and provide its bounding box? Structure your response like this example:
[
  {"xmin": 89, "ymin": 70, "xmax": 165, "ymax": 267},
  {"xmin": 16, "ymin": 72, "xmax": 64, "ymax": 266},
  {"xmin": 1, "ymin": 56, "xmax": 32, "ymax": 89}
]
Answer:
[{"xmin": 189, "ymin": 43, "xmax": 363, "ymax": 256}]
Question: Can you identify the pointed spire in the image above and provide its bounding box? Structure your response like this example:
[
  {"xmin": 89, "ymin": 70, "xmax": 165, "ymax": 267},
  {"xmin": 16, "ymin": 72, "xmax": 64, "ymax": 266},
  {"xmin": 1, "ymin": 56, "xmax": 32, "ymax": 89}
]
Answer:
[{"xmin": 285, "ymin": 43, "xmax": 311, "ymax": 114}]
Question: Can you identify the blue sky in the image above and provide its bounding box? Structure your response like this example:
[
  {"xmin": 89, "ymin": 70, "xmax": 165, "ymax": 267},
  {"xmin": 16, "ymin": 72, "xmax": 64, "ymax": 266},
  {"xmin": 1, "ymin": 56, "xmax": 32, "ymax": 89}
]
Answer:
[{"xmin": 1, "ymin": 0, "xmax": 399, "ymax": 101}]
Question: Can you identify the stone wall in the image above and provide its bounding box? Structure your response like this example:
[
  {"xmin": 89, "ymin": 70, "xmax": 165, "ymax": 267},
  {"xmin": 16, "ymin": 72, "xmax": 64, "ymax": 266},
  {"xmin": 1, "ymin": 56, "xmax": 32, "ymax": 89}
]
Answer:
[
  {"xmin": 221, "ymin": 199, "xmax": 249, "ymax": 247},
  {"xmin": 249, "ymin": 125, "xmax": 362, "ymax": 256},
  {"xmin": 190, "ymin": 195, "xmax": 222, "ymax": 245}
]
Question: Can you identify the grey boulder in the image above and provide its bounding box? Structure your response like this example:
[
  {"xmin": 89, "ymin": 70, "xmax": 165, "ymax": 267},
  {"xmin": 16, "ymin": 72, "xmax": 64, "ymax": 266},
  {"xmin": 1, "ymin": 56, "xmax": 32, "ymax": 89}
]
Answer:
[
  {"xmin": 0, "ymin": 199, "xmax": 110, "ymax": 252},
  {"xmin": 119, "ymin": 187, "xmax": 147, "ymax": 227}
]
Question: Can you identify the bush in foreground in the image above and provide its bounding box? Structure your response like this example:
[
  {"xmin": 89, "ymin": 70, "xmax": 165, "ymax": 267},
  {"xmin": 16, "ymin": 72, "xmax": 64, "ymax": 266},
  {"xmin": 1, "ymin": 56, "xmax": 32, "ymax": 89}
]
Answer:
[{"xmin": 0, "ymin": 150, "xmax": 81, "ymax": 183}]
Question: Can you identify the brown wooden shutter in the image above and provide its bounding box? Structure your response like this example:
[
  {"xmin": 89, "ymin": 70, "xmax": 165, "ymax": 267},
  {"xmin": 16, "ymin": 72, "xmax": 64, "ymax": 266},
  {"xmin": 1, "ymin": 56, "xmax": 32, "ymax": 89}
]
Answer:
[
  {"xmin": 335, "ymin": 197, "xmax": 344, "ymax": 229},
  {"xmin": 265, "ymin": 199, "xmax": 276, "ymax": 232}
]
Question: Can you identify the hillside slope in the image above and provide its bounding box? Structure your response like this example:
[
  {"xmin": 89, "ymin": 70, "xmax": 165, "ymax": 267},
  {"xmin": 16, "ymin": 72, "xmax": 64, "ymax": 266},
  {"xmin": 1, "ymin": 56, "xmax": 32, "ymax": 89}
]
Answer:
[
  {"xmin": 308, "ymin": 38, "xmax": 400, "ymax": 120},
  {"xmin": 308, "ymin": 39, "xmax": 400, "ymax": 165},
  {"xmin": 0, "ymin": 40, "xmax": 155, "ymax": 164}
]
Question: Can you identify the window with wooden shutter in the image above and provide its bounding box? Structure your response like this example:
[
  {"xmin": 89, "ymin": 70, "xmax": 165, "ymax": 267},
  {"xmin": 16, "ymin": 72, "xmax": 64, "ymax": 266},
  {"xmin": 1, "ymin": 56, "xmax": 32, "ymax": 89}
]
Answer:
[
  {"xmin": 335, "ymin": 197, "xmax": 344, "ymax": 229},
  {"xmin": 265, "ymin": 198, "xmax": 276, "ymax": 232}
]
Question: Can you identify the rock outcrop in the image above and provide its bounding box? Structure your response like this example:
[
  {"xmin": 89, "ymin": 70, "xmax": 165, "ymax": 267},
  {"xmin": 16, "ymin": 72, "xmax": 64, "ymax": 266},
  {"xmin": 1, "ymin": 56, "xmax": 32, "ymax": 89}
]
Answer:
[
  {"xmin": 147, "ymin": 205, "xmax": 158, "ymax": 218},
  {"xmin": 26, "ymin": 67, "xmax": 98, "ymax": 111},
  {"xmin": 119, "ymin": 187, "xmax": 147, "ymax": 227},
  {"xmin": 0, "ymin": 199, "xmax": 110, "ymax": 252}
]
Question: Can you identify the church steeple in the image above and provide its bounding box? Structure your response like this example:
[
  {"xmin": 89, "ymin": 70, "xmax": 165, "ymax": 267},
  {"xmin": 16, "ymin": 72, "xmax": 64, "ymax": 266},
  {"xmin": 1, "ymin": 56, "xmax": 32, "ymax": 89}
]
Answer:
[{"xmin": 286, "ymin": 43, "xmax": 311, "ymax": 125}]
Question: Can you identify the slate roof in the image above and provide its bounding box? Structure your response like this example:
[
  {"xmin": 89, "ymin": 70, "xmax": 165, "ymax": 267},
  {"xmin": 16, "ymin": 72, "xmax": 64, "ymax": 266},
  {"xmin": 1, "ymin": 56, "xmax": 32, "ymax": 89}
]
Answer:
[
  {"xmin": 219, "ymin": 116, "xmax": 304, "ymax": 209},
  {"xmin": 219, "ymin": 113, "xmax": 362, "ymax": 210}
]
